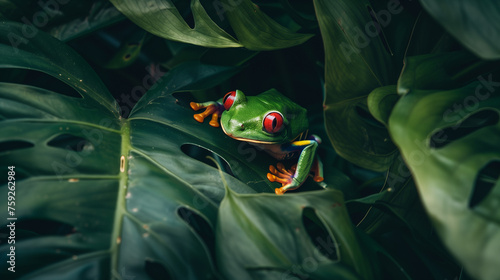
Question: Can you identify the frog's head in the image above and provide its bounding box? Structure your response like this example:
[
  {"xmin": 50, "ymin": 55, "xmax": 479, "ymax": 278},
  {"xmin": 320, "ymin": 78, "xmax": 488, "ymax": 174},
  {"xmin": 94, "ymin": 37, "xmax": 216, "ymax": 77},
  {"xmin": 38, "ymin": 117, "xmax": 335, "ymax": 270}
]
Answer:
[{"xmin": 220, "ymin": 89, "xmax": 308, "ymax": 144}]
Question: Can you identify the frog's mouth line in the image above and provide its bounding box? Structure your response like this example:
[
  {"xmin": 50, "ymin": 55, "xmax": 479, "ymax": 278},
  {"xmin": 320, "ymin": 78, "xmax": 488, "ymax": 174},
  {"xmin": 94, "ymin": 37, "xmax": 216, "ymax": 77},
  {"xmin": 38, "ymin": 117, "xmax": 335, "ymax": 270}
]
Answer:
[{"xmin": 221, "ymin": 122, "xmax": 279, "ymax": 145}]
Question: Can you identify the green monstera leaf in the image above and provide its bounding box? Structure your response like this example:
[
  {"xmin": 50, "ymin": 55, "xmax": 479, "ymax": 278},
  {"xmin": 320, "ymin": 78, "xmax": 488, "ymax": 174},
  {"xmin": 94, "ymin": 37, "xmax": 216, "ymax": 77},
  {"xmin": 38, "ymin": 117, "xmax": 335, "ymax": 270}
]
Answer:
[
  {"xmin": 314, "ymin": 0, "xmax": 457, "ymax": 172},
  {"xmin": 0, "ymin": 21, "xmax": 265, "ymax": 279},
  {"xmin": 0, "ymin": 21, "xmax": 360, "ymax": 279},
  {"xmin": 110, "ymin": 0, "xmax": 312, "ymax": 51},
  {"xmin": 419, "ymin": 0, "xmax": 500, "ymax": 60},
  {"xmin": 313, "ymin": 0, "xmax": 412, "ymax": 171},
  {"xmin": 110, "ymin": 0, "xmax": 242, "ymax": 48},
  {"xmin": 388, "ymin": 52, "xmax": 500, "ymax": 280},
  {"xmin": 216, "ymin": 187, "xmax": 373, "ymax": 280},
  {"xmin": 218, "ymin": 0, "xmax": 313, "ymax": 51}
]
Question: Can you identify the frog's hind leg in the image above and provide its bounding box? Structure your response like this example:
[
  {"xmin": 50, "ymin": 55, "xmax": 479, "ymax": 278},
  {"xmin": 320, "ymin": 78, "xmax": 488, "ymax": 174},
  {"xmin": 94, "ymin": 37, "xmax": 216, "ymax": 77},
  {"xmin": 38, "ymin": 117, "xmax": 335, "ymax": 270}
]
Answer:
[
  {"xmin": 190, "ymin": 101, "xmax": 223, "ymax": 127},
  {"xmin": 269, "ymin": 139, "xmax": 319, "ymax": 195},
  {"xmin": 310, "ymin": 156, "xmax": 324, "ymax": 182},
  {"xmin": 303, "ymin": 134, "xmax": 323, "ymax": 182}
]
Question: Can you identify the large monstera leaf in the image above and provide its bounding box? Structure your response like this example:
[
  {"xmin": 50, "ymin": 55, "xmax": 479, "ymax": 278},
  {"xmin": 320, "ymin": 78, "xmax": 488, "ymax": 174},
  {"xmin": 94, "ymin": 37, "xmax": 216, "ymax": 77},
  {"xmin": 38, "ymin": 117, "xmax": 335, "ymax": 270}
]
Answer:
[
  {"xmin": 388, "ymin": 52, "xmax": 500, "ymax": 280},
  {"xmin": 313, "ymin": 0, "xmax": 456, "ymax": 171},
  {"xmin": 217, "ymin": 0, "xmax": 313, "ymax": 51},
  {"xmin": 110, "ymin": 0, "xmax": 242, "ymax": 48},
  {"xmin": 216, "ymin": 188, "xmax": 373, "ymax": 280},
  {"xmin": 0, "ymin": 21, "xmax": 262, "ymax": 279},
  {"xmin": 0, "ymin": 21, "xmax": 366, "ymax": 279},
  {"xmin": 313, "ymin": 0, "xmax": 408, "ymax": 171},
  {"xmin": 110, "ymin": 0, "xmax": 312, "ymax": 50}
]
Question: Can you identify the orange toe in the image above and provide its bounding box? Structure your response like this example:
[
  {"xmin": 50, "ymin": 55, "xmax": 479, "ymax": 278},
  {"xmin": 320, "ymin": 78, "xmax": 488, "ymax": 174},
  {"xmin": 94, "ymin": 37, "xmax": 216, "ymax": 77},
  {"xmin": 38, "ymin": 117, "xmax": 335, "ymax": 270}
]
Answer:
[
  {"xmin": 314, "ymin": 176, "xmax": 324, "ymax": 182},
  {"xmin": 190, "ymin": 102, "xmax": 202, "ymax": 110},
  {"xmin": 267, "ymin": 173, "xmax": 276, "ymax": 182},
  {"xmin": 209, "ymin": 120, "xmax": 220, "ymax": 127},
  {"xmin": 275, "ymin": 188, "xmax": 286, "ymax": 195},
  {"xmin": 193, "ymin": 114, "xmax": 205, "ymax": 123}
]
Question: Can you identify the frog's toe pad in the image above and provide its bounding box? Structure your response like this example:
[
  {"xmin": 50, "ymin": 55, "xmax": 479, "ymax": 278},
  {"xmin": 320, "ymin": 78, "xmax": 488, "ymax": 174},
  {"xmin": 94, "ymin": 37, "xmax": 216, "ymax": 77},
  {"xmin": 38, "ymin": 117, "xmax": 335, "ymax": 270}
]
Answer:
[
  {"xmin": 209, "ymin": 118, "xmax": 220, "ymax": 127},
  {"xmin": 193, "ymin": 113, "xmax": 205, "ymax": 123},
  {"xmin": 190, "ymin": 102, "xmax": 203, "ymax": 111},
  {"xmin": 313, "ymin": 176, "xmax": 324, "ymax": 182},
  {"xmin": 275, "ymin": 187, "xmax": 286, "ymax": 195},
  {"xmin": 274, "ymin": 185, "xmax": 299, "ymax": 195}
]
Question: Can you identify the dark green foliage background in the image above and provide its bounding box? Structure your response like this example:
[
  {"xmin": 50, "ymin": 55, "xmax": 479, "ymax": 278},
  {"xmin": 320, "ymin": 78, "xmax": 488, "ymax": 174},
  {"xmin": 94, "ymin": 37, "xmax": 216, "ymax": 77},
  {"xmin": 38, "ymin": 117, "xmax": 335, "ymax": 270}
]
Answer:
[{"xmin": 0, "ymin": 0, "xmax": 499, "ymax": 279}]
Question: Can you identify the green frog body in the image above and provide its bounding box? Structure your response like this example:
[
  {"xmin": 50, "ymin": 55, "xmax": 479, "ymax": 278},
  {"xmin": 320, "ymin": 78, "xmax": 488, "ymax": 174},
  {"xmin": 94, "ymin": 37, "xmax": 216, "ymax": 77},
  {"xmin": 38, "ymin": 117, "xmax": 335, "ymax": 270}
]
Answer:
[{"xmin": 190, "ymin": 89, "xmax": 323, "ymax": 194}]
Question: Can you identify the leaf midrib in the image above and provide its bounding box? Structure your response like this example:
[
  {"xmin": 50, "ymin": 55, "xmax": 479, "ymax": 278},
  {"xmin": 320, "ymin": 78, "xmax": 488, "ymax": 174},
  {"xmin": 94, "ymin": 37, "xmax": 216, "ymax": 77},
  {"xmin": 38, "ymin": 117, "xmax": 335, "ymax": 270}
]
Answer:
[{"xmin": 110, "ymin": 118, "xmax": 130, "ymax": 278}]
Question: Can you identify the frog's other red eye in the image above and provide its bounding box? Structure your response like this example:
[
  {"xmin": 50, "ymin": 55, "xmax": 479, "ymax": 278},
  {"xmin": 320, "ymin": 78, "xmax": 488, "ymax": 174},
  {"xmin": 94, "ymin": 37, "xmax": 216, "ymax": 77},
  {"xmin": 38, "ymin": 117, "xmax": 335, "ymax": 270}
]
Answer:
[
  {"xmin": 263, "ymin": 112, "xmax": 284, "ymax": 134},
  {"xmin": 223, "ymin": 91, "xmax": 237, "ymax": 110}
]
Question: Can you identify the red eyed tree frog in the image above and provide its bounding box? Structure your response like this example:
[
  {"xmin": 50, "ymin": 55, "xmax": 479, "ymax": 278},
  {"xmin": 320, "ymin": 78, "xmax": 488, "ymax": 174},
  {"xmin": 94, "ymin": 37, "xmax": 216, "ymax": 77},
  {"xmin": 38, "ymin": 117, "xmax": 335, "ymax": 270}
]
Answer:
[{"xmin": 190, "ymin": 89, "xmax": 324, "ymax": 195}]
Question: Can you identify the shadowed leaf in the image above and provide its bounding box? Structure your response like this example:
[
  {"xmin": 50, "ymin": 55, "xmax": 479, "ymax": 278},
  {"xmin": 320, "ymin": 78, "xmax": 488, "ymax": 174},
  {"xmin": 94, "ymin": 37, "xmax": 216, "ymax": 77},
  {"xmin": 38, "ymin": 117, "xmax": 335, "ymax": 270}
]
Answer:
[
  {"xmin": 388, "ymin": 53, "xmax": 500, "ymax": 280},
  {"xmin": 420, "ymin": 0, "xmax": 500, "ymax": 59}
]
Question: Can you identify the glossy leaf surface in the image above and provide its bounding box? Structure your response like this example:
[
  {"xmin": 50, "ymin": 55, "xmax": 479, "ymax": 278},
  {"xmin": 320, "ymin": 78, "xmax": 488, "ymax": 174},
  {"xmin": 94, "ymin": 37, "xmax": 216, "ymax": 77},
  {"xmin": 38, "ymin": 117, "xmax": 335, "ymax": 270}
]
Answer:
[
  {"xmin": 315, "ymin": 0, "xmax": 456, "ymax": 171},
  {"xmin": 388, "ymin": 53, "xmax": 500, "ymax": 280},
  {"xmin": 420, "ymin": 0, "xmax": 500, "ymax": 59},
  {"xmin": 217, "ymin": 188, "xmax": 373, "ymax": 280},
  {"xmin": 110, "ymin": 0, "xmax": 242, "ymax": 48},
  {"xmin": 313, "ymin": 0, "xmax": 405, "ymax": 171},
  {"xmin": 110, "ymin": 0, "xmax": 312, "ymax": 51},
  {"xmin": 0, "ymin": 21, "xmax": 358, "ymax": 279},
  {"xmin": 219, "ymin": 0, "xmax": 313, "ymax": 51},
  {"xmin": 0, "ymin": 21, "xmax": 260, "ymax": 279}
]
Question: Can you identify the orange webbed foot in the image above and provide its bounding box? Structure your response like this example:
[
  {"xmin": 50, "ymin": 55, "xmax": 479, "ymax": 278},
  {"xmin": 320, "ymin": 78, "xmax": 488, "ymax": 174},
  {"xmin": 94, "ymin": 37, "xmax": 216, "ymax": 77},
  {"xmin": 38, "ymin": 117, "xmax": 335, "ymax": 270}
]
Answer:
[
  {"xmin": 190, "ymin": 102, "xmax": 221, "ymax": 127},
  {"xmin": 267, "ymin": 163, "xmax": 298, "ymax": 195}
]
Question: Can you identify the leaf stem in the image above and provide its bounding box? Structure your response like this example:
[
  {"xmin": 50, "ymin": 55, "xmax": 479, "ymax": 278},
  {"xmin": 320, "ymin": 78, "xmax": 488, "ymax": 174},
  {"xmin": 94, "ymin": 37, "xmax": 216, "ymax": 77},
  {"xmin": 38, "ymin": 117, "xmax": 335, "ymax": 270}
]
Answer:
[{"xmin": 110, "ymin": 118, "xmax": 131, "ymax": 279}]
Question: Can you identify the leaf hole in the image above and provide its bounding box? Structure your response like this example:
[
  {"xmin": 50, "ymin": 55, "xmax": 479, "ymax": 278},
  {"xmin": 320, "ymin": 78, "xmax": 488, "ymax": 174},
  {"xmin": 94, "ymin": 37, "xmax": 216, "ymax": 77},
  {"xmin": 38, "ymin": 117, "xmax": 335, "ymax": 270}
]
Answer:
[
  {"xmin": 469, "ymin": 160, "xmax": 500, "ymax": 208},
  {"xmin": 177, "ymin": 207, "xmax": 216, "ymax": 260},
  {"xmin": 0, "ymin": 140, "xmax": 34, "ymax": 153},
  {"xmin": 47, "ymin": 134, "xmax": 93, "ymax": 152},
  {"xmin": 145, "ymin": 259, "xmax": 172, "ymax": 280},
  {"xmin": 0, "ymin": 69, "xmax": 83, "ymax": 99},
  {"xmin": 429, "ymin": 110, "xmax": 499, "ymax": 149},
  {"xmin": 302, "ymin": 207, "xmax": 339, "ymax": 261},
  {"xmin": 167, "ymin": 0, "xmax": 195, "ymax": 29},
  {"xmin": 181, "ymin": 143, "xmax": 234, "ymax": 176},
  {"xmin": 0, "ymin": 219, "xmax": 74, "ymax": 240}
]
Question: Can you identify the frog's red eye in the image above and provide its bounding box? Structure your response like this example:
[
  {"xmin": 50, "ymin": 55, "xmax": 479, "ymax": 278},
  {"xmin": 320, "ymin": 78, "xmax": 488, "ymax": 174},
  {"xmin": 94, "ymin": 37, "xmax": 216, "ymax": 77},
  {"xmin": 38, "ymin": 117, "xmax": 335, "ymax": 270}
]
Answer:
[
  {"xmin": 223, "ymin": 91, "xmax": 237, "ymax": 110},
  {"xmin": 263, "ymin": 112, "xmax": 284, "ymax": 134}
]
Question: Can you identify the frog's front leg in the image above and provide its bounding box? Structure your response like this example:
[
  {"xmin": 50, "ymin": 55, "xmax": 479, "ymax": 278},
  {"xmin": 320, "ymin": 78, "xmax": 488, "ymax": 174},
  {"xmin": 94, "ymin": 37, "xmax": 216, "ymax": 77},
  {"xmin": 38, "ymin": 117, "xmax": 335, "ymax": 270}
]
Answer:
[
  {"xmin": 190, "ymin": 101, "xmax": 224, "ymax": 127},
  {"xmin": 267, "ymin": 139, "xmax": 322, "ymax": 195}
]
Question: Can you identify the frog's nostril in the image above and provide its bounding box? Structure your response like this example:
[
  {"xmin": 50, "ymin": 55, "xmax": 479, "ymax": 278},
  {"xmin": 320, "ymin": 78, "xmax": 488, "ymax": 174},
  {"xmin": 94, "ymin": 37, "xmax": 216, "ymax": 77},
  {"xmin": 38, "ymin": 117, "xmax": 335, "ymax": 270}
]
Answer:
[{"xmin": 229, "ymin": 119, "xmax": 245, "ymax": 131}]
